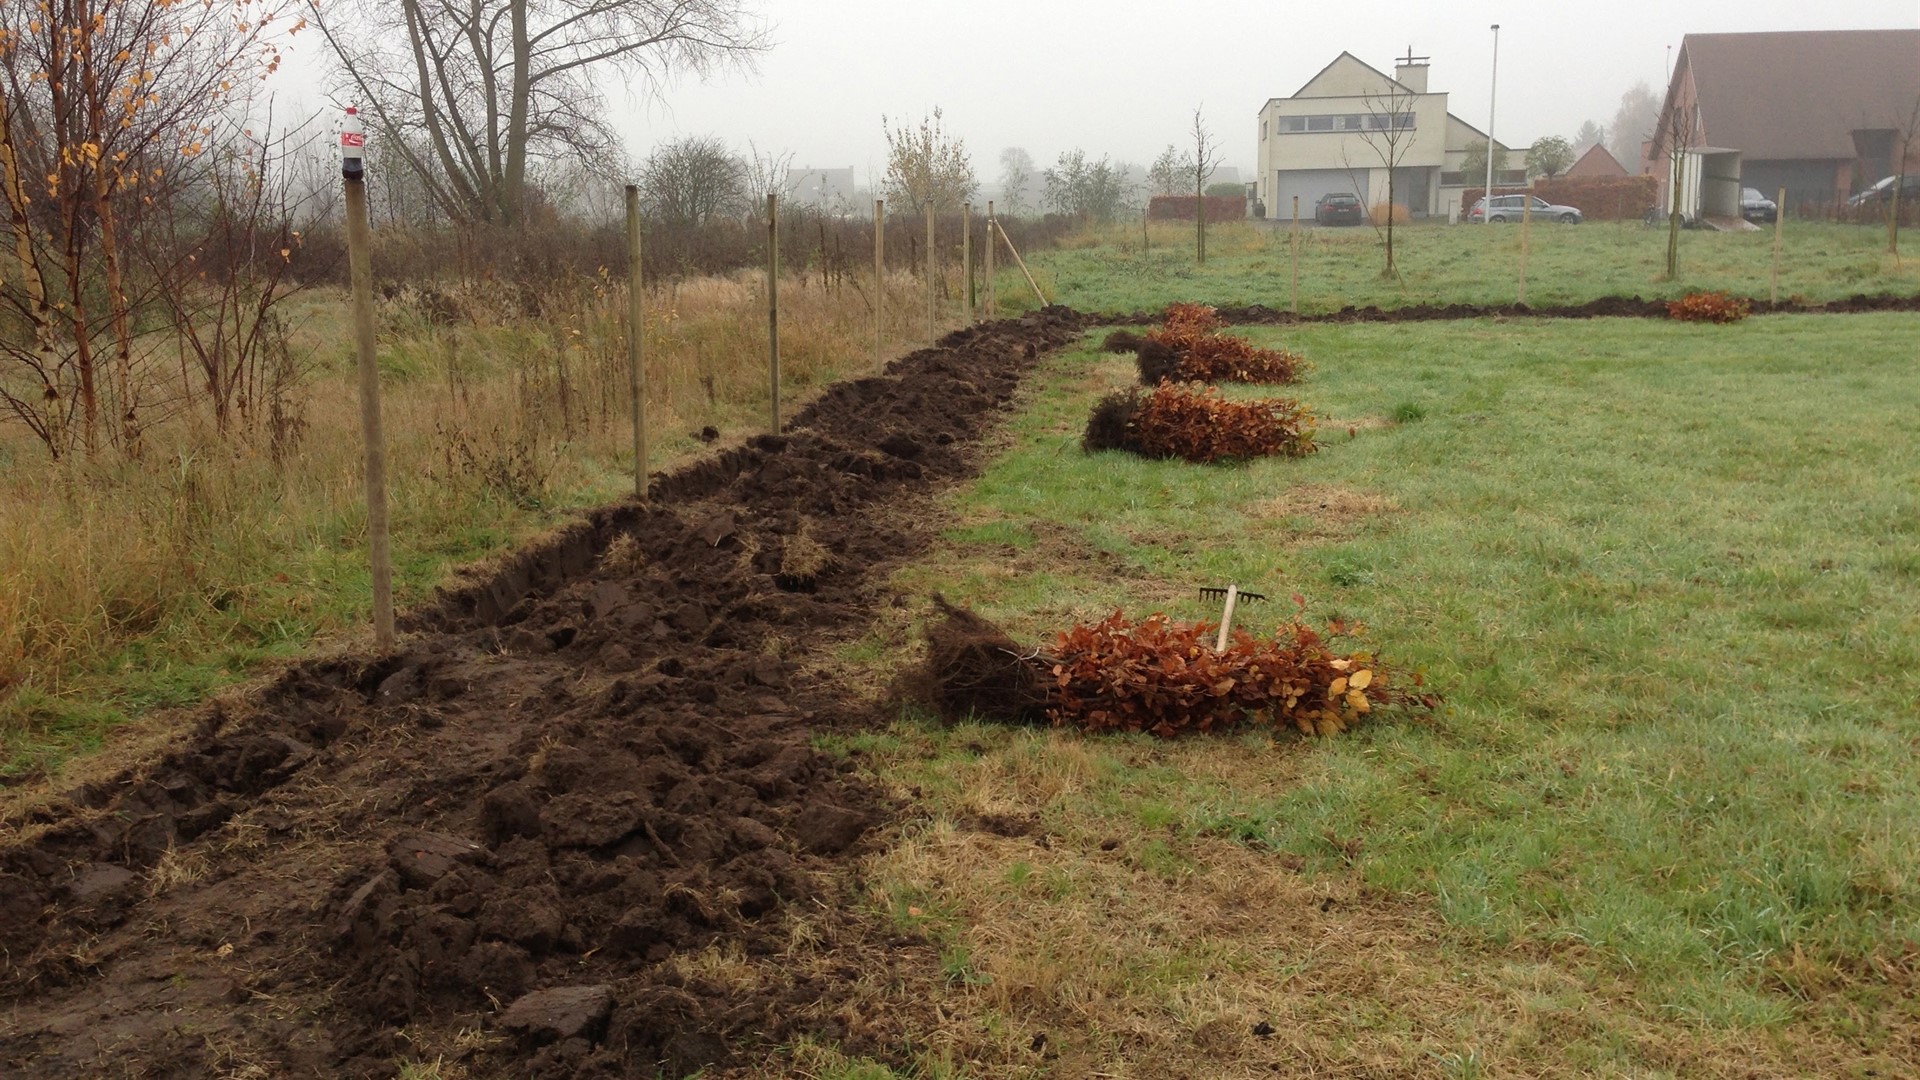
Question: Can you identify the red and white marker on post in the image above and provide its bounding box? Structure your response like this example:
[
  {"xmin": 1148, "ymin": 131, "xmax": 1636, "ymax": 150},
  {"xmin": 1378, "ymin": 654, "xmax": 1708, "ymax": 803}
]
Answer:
[
  {"xmin": 340, "ymin": 106, "xmax": 393, "ymax": 649},
  {"xmin": 340, "ymin": 106, "xmax": 366, "ymax": 181}
]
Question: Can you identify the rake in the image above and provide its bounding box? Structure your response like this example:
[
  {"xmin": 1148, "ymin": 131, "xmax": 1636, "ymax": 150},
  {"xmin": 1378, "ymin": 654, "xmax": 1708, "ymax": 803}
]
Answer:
[{"xmin": 1197, "ymin": 585, "xmax": 1267, "ymax": 651}]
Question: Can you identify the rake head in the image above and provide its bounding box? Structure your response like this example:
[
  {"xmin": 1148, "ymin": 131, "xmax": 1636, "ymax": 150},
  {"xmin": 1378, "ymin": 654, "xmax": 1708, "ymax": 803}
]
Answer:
[{"xmin": 1197, "ymin": 586, "xmax": 1266, "ymax": 602}]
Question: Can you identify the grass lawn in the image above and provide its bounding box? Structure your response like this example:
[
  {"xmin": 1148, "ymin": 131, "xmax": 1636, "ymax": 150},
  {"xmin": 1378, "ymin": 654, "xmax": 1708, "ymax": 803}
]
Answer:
[
  {"xmin": 800, "ymin": 311, "xmax": 1920, "ymax": 1077},
  {"xmin": 997, "ymin": 219, "xmax": 1920, "ymax": 315}
]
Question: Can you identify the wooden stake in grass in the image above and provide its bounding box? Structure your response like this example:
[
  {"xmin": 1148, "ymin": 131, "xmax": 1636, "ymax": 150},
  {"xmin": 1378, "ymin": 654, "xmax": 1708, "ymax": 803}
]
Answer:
[
  {"xmin": 873, "ymin": 198, "xmax": 884, "ymax": 366},
  {"xmin": 1518, "ymin": 180, "xmax": 1532, "ymax": 305},
  {"xmin": 624, "ymin": 184, "xmax": 647, "ymax": 502},
  {"xmin": 997, "ymin": 219, "xmax": 1048, "ymax": 308},
  {"xmin": 985, "ymin": 200, "xmax": 997, "ymax": 320},
  {"xmin": 925, "ymin": 200, "xmax": 936, "ymax": 345},
  {"xmin": 1770, "ymin": 186, "xmax": 1785, "ymax": 305},
  {"xmin": 963, "ymin": 202, "xmax": 973, "ymax": 323},
  {"xmin": 1290, "ymin": 195, "xmax": 1300, "ymax": 315},
  {"xmin": 343, "ymin": 152, "xmax": 394, "ymax": 650},
  {"xmin": 767, "ymin": 191, "xmax": 780, "ymax": 435}
]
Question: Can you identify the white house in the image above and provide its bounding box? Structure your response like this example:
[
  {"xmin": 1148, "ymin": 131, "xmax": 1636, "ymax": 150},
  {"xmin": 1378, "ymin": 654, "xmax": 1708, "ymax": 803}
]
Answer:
[{"xmin": 1255, "ymin": 51, "xmax": 1520, "ymax": 221}]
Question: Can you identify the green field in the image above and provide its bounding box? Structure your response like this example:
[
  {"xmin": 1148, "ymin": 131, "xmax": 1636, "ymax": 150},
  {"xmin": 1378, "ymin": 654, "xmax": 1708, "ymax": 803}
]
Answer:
[
  {"xmin": 811, "ymin": 311, "xmax": 1920, "ymax": 1077},
  {"xmin": 1000, "ymin": 219, "xmax": 1920, "ymax": 315}
]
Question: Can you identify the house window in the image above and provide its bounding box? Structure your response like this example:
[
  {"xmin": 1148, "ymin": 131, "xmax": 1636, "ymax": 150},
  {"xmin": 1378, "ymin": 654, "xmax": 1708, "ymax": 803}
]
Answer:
[
  {"xmin": 1261, "ymin": 120, "xmax": 1267, "ymax": 140},
  {"xmin": 1275, "ymin": 112, "xmax": 1416, "ymax": 134}
]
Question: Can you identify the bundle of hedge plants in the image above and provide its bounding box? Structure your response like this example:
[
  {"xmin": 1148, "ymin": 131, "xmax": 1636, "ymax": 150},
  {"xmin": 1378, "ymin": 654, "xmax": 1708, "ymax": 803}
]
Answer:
[
  {"xmin": 1083, "ymin": 382, "xmax": 1315, "ymax": 463},
  {"xmin": 1103, "ymin": 302, "xmax": 1309, "ymax": 385}
]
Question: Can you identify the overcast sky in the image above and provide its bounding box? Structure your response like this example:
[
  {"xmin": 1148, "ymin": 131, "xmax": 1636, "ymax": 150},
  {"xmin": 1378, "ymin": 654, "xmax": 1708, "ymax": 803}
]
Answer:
[{"xmin": 281, "ymin": 0, "xmax": 1917, "ymax": 182}]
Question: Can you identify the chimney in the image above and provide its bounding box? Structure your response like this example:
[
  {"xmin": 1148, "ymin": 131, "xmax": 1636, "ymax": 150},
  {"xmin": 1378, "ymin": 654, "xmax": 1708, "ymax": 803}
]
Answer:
[{"xmin": 1395, "ymin": 48, "xmax": 1430, "ymax": 94}]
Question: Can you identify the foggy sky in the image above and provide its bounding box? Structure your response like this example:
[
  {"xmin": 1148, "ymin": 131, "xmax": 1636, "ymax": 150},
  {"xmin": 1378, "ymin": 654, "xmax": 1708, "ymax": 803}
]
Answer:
[{"xmin": 279, "ymin": 0, "xmax": 1919, "ymax": 182}]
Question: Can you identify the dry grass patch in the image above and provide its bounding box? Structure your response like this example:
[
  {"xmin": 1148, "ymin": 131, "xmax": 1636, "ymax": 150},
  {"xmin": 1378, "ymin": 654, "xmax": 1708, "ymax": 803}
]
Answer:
[
  {"xmin": 756, "ymin": 721, "xmax": 1915, "ymax": 1079},
  {"xmin": 1252, "ymin": 482, "xmax": 1399, "ymax": 542}
]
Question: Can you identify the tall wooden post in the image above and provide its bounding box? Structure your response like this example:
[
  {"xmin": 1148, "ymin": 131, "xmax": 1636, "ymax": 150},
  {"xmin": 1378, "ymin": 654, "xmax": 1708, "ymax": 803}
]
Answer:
[
  {"xmin": 1290, "ymin": 196, "xmax": 1300, "ymax": 315},
  {"xmin": 1518, "ymin": 184, "xmax": 1533, "ymax": 305},
  {"xmin": 624, "ymin": 185, "xmax": 647, "ymax": 502},
  {"xmin": 873, "ymin": 199, "xmax": 884, "ymax": 366},
  {"xmin": 925, "ymin": 200, "xmax": 936, "ymax": 344},
  {"xmin": 1769, "ymin": 186, "xmax": 1786, "ymax": 304},
  {"xmin": 985, "ymin": 201, "xmax": 997, "ymax": 320},
  {"xmin": 767, "ymin": 192, "xmax": 780, "ymax": 434},
  {"xmin": 962, "ymin": 203, "xmax": 973, "ymax": 323},
  {"xmin": 343, "ymin": 175, "xmax": 393, "ymax": 649}
]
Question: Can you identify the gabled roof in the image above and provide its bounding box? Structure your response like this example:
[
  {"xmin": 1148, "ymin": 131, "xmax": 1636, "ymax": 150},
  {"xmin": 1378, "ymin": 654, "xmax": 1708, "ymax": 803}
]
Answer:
[
  {"xmin": 1259, "ymin": 51, "xmax": 1423, "ymax": 108},
  {"xmin": 1565, "ymin": 143, "xmax": 1628, "ymax": 177},
  {"xmin": 1678, "ymin": 30, "xmax": 1920, "ymax": 161}
]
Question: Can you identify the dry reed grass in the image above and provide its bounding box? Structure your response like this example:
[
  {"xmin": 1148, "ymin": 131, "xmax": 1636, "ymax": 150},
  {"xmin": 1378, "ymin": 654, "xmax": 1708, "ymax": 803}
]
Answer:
[{"xmin": 0, "ymin": 264, "xmax": 954, "ymax": 766}]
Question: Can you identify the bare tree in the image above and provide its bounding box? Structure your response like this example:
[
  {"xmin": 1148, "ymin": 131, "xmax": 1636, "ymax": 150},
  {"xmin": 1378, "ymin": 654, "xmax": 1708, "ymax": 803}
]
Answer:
[
  {"xmin": 1655, "ymin": 98, "xmax": 1700, "ymax": 276},
  {"xmin": 1883, "ymin": 94, "xmax": 1920, "ymax": 258},
  {"xmin": 1, "ymin": 0, "xmax": 297, "ymax": 459},
  {"xmin": 1345, "ymin": 82, "xmax": 1419, "ymax": 279},
  {"xmin": 310, "ymin": 0, "xmax": 768, "ymax": 227},
  {"xmin": 882, "ymin": 108, "xmax": 976, "ymax": 218},
  {"xmin": 1190, "ymin": 108, "xmax": 1220, "ymax": 264},
  {"xmin": 640, "ymin": 136, "xmax": 745, "ymax": 225},
  {"xmin": 997, "ymin": 147, "xmax": 1034, "ymax": 216},
  {"xmin": 1148, "ymin": 145, "xmax": 1192, "ymax": 197}
]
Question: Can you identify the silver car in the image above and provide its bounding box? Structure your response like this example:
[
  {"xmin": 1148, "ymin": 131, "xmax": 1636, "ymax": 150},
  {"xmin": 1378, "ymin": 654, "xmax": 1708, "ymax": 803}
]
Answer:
[{"xmin": 1470, "ymin": 194, "xmax": 1584, "ymax": 223}]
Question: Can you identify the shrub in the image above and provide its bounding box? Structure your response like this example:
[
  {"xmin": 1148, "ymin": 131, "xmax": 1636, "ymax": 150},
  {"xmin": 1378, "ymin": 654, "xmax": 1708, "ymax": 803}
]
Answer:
[
  {"xmin": 1141, "ymin": 302, "xmax": 1308, "ymax": 385},
  {"xmin": 1667, "ymin": 291, "xmax": 1751, "ymax": 323},
  {"xmin": 1047, "ymin": 610, "xmax": 1406, "ymax": 738},
  {"xmin": 1084, "ymin": 383, "xmax": 1315, "ymax": 463}
]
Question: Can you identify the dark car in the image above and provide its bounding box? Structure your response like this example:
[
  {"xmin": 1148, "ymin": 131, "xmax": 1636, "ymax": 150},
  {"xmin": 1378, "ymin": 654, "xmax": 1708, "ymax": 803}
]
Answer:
[
  {"xmin": 1740, "ymin": 187, "xmax": 1777, "ymax": 223},
  {"xmin": 1315, "ymin": 192, "xmax": 1365, "ymax": 225}
]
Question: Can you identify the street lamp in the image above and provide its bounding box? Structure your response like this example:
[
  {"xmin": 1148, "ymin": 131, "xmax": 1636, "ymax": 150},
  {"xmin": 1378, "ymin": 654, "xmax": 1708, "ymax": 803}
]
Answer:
[{"xmin": 1485, "ymin": 24, "xmax": 1499, "ymax": 223}]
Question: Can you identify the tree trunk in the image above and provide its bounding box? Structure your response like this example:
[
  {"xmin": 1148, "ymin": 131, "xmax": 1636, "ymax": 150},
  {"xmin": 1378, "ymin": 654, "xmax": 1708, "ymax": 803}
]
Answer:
[
  {"xmin": 1195, "ymin": 173, "xmax": 1205, "ymax": 265},
  {"xmin": 505, "ymin": 0, "xmax": 532, "ymax": 226}
]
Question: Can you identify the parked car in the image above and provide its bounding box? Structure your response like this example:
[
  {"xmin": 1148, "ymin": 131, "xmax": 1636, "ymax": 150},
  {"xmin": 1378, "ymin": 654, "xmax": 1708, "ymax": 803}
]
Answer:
[
  {"xmin": 1740, "ymin": 187, "xmax": 1777, "ymax": 223},
  {"xmin": 1468, "ymin": 194, "xmax": 1583, "ymax": 223},
  {"xmin": 1847, "ymin": 174, "xmax": 1920, "ymax": 209},
  {"xmin": 1314, "ymin": 192, "xmax": 1365, "ymax": 225}
]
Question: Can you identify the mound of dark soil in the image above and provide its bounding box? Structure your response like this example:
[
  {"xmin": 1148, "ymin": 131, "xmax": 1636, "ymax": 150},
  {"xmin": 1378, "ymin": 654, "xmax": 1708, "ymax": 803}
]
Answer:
[{"xmin": 0, "ymin": 308, "xmax": 1086, "ymax": 1079}]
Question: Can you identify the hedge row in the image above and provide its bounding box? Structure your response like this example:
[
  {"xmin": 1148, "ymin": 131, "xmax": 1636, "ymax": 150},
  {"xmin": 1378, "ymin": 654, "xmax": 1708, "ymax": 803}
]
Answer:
[{"xmin": 1460, "ymin": 175, "xmax": 1659, "ymax": 222}]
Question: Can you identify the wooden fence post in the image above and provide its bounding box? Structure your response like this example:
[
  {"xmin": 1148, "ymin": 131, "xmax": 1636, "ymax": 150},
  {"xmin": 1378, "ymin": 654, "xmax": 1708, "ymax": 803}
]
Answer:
[
  {"xmin": 925, "ymin": 200, "xmax": 936, "ymax": 344},
  {"xmin": 962, "ymin": 203, "xmax": 973, "ymax": 323},
  {"xmin": 767, "ymin": 192, "xmax": 780, "ymax": 434},
  {"xmin": 624, "ymin": 185, "xmax": 647, "ymax": 502},
  {"xmin": 1518, "ymin": 183, "xmax": 1533, "ymax": 305},
  {"xmin": 1290, "ymin": 195, "xmax": 1300, "ymax": 315},
  {"xmin": 985, "ymin": 201, "xmax": 997, "ymax": 320},
  {"xmin": 343, "ymin": 168, "xmax": 393, "ymax": 650},
  {"xmin": 1770, "ymin": 186, "xmax": 1786, "ymax": 304},
  {"xmin": 874, "ymin": 198, "xmax": 884, "ymax": 367},
  {"xmin": 997, "ymin": 220, "xmax": 1048, "ymax": 307}
]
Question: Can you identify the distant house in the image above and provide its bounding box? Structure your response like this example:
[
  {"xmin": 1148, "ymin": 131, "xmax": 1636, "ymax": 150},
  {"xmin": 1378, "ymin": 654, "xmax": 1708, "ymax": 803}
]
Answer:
[
  {"xmin": 1255, "ymin": 50, "xmax": 1521, "ymax": 221},
  {"xmin": 1565, "ymin": 144, "xmax": 1629, "ymax": 179},
  {"xmin": 1651, "ymin": 29, "xmax": 1920, "ymax": 208},
  {"xmin": 784, "ymin": 167, "xmax": 858, "ymax": 210}
]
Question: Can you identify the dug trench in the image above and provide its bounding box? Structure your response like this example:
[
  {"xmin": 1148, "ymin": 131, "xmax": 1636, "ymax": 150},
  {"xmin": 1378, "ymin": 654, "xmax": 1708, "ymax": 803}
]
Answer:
[{"xmin": 0, "ymin": 307, "xmax": 1087, "ymax": 1079}]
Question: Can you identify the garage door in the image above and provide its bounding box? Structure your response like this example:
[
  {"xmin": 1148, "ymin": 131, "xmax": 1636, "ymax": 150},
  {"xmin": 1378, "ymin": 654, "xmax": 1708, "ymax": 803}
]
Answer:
[{"xmin": 1269, "ymin": 169, "xmax": 1363, "ymax": 220}]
